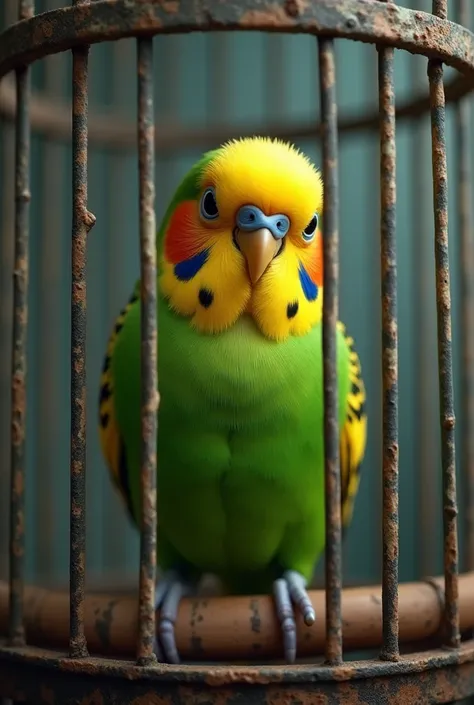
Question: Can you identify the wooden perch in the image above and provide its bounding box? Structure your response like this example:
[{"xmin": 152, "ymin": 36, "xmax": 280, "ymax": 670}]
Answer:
[{"xmin": 0, "ymin": 573, "xmax": 473, "ymax": 662}]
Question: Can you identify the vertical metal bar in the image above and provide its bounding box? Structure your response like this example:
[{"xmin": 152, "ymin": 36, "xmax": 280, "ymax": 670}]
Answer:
[
  {"xmin": 428, "ymin": 0, "xmax": 460, "ymax": 649},
  {"xmin": 432, "ymin": 0, "xmax": 447, "ymax": 19},
  {"xmin": 1, "ymin": 113, "xmax": 15, "ymax": 585},
  {"xmin": 455, "ymin": 0, "xmax": 474, "ymax": 573},
  {"xmin": 136, "ymin": 36, "xmax": 158, "ymax": 667},
  {"xmin": 9, "ymin": 0, "xmax": 34, "ymax": 647},
  {"xmin": 70, "ymin": 0, "xmax": 96, "ymax": 659},
  {"xmin": 318, "ymin": 36, "xmax": 342, "ymax": 667},
  {"xmin": 377, "ymin": 0, "xmax": 399, "ymax": 662},
  {"xmin": 1, "ymin": 0, "xmax": 16, "ymax": 586}
]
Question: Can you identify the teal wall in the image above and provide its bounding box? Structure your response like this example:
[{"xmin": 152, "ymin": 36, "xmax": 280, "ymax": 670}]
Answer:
[{"xmin": 0, "ymin": 0, "xmax": 472, "ymax": 598}]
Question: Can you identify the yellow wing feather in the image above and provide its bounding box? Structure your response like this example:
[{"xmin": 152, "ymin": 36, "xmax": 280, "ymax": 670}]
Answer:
[
  {"xmin": 337, "ymin": 321, "xmax": 367, "ymax": 530},
  {"xmin": 98, "ymin": 287, "xmax": 140, "ymax": 522}
]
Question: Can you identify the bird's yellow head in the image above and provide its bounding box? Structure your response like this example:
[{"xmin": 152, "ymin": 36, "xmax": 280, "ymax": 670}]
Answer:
[{"xmin": 159, "ymin": 137, "xmax": 324, "ymax": 341}]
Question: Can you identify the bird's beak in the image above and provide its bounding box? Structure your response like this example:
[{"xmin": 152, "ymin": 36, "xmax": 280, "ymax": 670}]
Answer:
[{"xmin": 234, "ymin": 227, "xmax": 280, "ymax": 284}]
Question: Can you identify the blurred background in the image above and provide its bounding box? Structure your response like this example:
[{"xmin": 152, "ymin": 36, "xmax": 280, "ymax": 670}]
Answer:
[{"xmin": 0, "ymin": 0, "xmax": 471, "ymax": 592}]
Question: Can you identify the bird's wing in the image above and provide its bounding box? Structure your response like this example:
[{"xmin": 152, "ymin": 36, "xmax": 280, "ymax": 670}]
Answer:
[
  {"xmin": 98, "ymin": 286, "xmax": 140, "ymax": 525},
  {"xmin": 337, "ymin": 321, "xmax": 367, "ymax": 532}
]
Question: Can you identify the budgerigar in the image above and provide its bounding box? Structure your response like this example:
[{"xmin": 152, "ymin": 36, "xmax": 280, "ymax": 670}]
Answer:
[{"xmin": 98, "ymin": 137, "xmax": 367, "ymax": 664}]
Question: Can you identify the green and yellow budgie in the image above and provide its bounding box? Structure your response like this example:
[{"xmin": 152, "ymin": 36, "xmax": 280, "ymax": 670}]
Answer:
[{"xmin": 99, "ymin": 137, "xmax": 367, "ymax": 664}]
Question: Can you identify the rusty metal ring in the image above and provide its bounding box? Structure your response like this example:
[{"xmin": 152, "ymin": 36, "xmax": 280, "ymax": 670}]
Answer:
[
  {"xmin": 1, "ymin": 1, "xmax": 474, "ymax": 81},
  {"xmin": 1, "ymin": 565, "xmax": 474, "ymax": 697},
  {"xmin": 0, "ymin": 638, "xmax": 474, "ymax": 682},
  {"xmin": 2, "ymin": 641, "xmax": 474, "ymax": 704}
]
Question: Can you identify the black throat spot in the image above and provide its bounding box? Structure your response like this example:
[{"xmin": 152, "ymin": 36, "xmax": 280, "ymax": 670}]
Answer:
[
  {"xmin": 199, "ymin": 288, "xmax": 214, "ymax": 308},
  {"xmin": 287, "ymin": 301, "xmax": 299, "ymax": 319}
]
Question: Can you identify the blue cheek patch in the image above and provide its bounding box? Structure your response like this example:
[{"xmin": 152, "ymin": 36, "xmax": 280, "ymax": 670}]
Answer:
[
  {"xmin": 298, "ymin": 262, "xmax": 318, "ymax": 302},
  {"xmin": 174, "ymin": 248, "xmax": 210, "ymax": 282}
]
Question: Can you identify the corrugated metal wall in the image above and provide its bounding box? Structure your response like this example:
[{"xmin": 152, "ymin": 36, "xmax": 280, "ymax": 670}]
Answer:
[{"xmin": 0, "ymin": 0, "xmax": 470, "ymax": 593}]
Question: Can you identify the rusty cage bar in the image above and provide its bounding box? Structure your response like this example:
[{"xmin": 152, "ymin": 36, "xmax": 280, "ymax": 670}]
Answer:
[
  {"xmin": 1, "ymin": 1, "xmax": 474, "ymax": 703},
  {"xmin": 136, "ymin": 34, "xmax": 158, "ymax": 668},
  {"xmin": 378, "ymin": 0, "xmax": 399, "ymax": 664},
  {"xmin": 319, "ymin": 35, "xmax": 342, "ymax": 669},
  {"xmin": 69, "ymin": 0, "xmax": 95, "ymax": 660},
  {"xmin": 8, "ymin": 0, "xmax": 34, "ymax": 650},
  {"xmin": 428, "ymin": 0, "xmax": 461, "ymax": 650}
]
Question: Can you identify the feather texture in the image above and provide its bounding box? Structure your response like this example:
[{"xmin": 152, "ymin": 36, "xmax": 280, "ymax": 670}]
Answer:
[
  {"xmin": 337, "ymin": 321, "xmax": 367, "ymax": 530},
  {"xmin": 159, "ymin": 138, "xmax": 324, "ymax": 340},
  {"xmin": 100, "ymin": 309, "xmax": 367, "ymax": 556},
  {"xmin": 164, "ymin": 200, "xmax": 209, "ymax": 265},
  {"xmin": 98, "ymin": 284, "xmax": 140, "ymax": 523}
]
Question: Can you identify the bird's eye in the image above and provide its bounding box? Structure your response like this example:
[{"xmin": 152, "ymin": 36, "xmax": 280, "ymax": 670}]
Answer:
[
  {"xmin": 302, "ymin": 213, "xmax": 318, "ymax": 242},
  {"xmin": 200, "ymin": 187, "xmax": 219, "ymax": 220}
]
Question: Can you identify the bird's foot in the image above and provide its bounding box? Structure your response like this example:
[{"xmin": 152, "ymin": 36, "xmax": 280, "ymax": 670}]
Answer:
[
  {"xmin": 154, "ymin": 570, "xmax": 194, "ymax": 663},
  {"xmin": 273, "ymin": 570, "xmax": 315, "ymax": 663}
]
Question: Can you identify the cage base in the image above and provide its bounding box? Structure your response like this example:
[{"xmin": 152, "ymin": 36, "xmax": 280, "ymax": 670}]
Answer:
[{"xmin": 1, "ymin": 641, "xmax": 474, "ymax": 704}]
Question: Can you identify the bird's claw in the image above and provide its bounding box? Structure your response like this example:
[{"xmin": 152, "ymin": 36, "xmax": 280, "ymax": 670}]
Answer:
[
  {"xmin": 154, "ymin": 570, "xmax": 192, "ymax": 663},
  {"xmin": 273, "ymin": 570, "xmax": 315, "ymax": 663}
]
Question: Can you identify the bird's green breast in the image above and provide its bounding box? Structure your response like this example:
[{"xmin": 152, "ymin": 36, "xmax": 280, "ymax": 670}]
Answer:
[{"xmin": 111, "ymin": 293, "xmax": 350, "ymax": 580}]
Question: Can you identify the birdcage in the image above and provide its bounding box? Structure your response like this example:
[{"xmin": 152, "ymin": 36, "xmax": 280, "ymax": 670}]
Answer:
[{"xmin": 1, "ymin": 0, "xmax": 474, "ymax": 703}]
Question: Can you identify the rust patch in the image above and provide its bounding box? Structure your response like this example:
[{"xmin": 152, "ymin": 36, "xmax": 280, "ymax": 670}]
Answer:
[
  {"xmin": 41, "ymin": 20, "xmax": 54, "ymax": 38},
  {"xmin": 161, "ymin": 1, "xmax": 179, "ymax": 14},
  {"xmin": 203, "ymin": 668, "xmax": 277, "ymax": 687},
  {"xmin": 239, "ymin": 6, "xmax": 296, "ymax": 28},
  {"xmin": 284, "ymin": 0, "xmax": 309, "ymax": 19}
]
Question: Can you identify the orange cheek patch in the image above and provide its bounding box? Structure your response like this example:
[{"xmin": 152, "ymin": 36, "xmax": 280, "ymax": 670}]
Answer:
[
  {"xmin": 303, "ymin": 229, "xmax": 323, "ymax": 288},
  {"xmin": 164, "ymin": 200, "xmax": 210, "ymax": 264}
]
